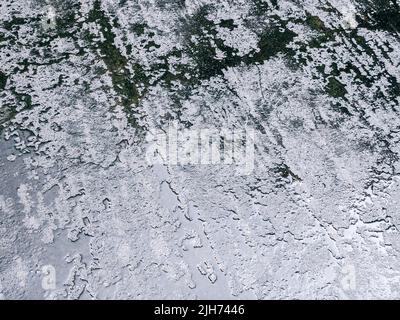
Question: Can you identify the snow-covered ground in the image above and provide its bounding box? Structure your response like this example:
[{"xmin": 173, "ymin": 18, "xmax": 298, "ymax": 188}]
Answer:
[{"xmin": 1, "ymin": 0, "xmax": 400, "ymax": 299}]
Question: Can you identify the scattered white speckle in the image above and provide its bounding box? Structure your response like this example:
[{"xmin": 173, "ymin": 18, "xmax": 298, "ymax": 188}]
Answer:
[
  {"xmin": 339, "ymin": 4, "xmax": 358, "ymax": 29},
  {"xmin": 7, "ymin": 154, "xmax": 16, "ymax": 162}
]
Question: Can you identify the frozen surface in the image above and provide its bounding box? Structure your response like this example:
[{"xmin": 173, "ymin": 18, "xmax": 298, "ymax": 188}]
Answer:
[{"xmin": 1, "ymin": 0, "xmax": 400, "ymax": 299}]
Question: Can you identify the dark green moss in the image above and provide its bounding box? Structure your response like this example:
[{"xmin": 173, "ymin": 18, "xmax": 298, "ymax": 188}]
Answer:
[
  {"xmin": 0, "ymin": 90, "xmax": 33, "ymax": 128},
  {"xmin": 219, "ymin": 19, "xmax": 236, "ymax": 30},
  {"xmin": 250, "ymin": 0, "xmax": 272, "ymax": 16},
  {"xmin": 387, "ymin": 75, "xmax": 400, "ymax": 97},
  {"xmin": 181, "ymin": 6, "xmax": 296, "ymax": 82},
  {"xmin": 305, "ymin": 15, "xmax": 327, "ymax": 31},
  {"xmin": 0, "ymin": 32, "xmax": 5, "ymax": 43},
  {"xmin": 55, "ymin": 1, "xmax": 81, "ymax": 38},
  {"xmin": 23, "ymin": 94, "xmax": 32, "ymax": 109},
  {"xmin": 275, "ymin": 164, "xmax": 302, "ymax": 182},
  {"xmin": 326, "ymin": 77, "xmax": 347, "ymax": 98},
  {"xmin": 87, "ymin": 0, "xmax": 146, "ymax": 131},
  {"xmin": 0, "ymin": 109, "xmax": 17, "ymax": 129},
  {"xmin": 0, "ymin": 72, "xmax": 8, "ymax": 90},
  {"xmin": 131, "ymin": 23, "xmax": 147, "ymax": 36},
  {"xmin": 356, "ymin": 0, "xmax": 400, "ymax": 33},
  {"xmin": 339, "ymin": 106, "xmax": 352, "ymax": 116},
  {"xmin": 181, "ymin": 5, "xmax": 231, "ymax": 80},
  {"xmin": 2, "ymin": 17, "xmax": 29, "ymax": 31},
  {"xmin": 246, "ymin": 26, "xmax": 296, "ymax": 64},
  {"xmin": 144, "ymin": 40, "xmax": 161, "ymax": 50},
  {"xmin": 290, "ymin": 10, "xmax": 400, "ymax": 103}
]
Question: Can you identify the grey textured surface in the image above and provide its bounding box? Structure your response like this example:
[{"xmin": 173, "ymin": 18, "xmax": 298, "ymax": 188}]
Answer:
[{"xmin": 0, "ymin": 0, "xmax": 400, "ymax": 299}]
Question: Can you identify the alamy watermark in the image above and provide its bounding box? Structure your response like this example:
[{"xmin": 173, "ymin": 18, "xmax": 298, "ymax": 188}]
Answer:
[{"xmin": 145, "ymin": 122, "xmax": 255, "ymax": 175}]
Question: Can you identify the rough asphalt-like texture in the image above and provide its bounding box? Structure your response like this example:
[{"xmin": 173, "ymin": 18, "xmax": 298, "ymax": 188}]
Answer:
[{"xmin": 1, "ymin": 0, "xmax": 400, "ymax": 299}]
